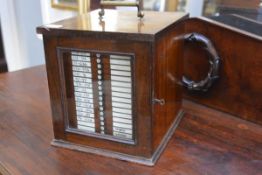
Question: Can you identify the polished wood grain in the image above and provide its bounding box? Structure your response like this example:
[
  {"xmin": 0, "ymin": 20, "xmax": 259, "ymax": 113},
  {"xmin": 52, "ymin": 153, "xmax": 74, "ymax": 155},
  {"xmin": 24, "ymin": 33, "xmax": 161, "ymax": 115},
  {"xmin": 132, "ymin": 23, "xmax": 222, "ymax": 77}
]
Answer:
[
  {"xmin": 183, "ymin": 17, "xmax": 262, "ymax": 125},
  {"xmin": 61, "ymin": 52, "xmax": 77, "ymax": 129},
  {"xmin": 37, "ymin": 9, "xmax": 187, "ymax": 42},
  {"xmin": 0, "ymin": 66, "xmax": 261, "ymax": 175},
  {"xmin": 38, "ymin": 10, "xmax": 188, "ymax": 164},
  {"xmin": 90, "ymin": 53, "xmax": 102, "ymax": 133},
  {"xmin": 100, "ymin": 56, "xmax": 113, "ymax": 135},
  {"xmin": 152, "ymin": 20, "xmax": 184, "ymax": 151}
]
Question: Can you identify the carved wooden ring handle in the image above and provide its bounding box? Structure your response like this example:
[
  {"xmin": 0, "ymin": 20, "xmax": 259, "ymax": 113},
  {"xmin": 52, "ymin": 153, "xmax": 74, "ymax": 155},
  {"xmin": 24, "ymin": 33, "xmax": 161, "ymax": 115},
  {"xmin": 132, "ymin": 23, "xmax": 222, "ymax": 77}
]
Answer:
[{"xmin": 183, "ymin": 33, "xmax": 221, "ymax": 92}]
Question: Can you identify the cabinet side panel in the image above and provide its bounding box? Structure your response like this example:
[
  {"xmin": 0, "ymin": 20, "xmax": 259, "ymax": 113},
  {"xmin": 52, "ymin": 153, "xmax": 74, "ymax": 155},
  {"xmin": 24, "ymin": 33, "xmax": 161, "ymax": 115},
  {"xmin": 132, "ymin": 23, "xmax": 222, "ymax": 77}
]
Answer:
[
  {"xmin": 184, "ymin": 18, "xmax": 262, "ymax": 125},
  {"xmin": 153, "ymin": 23, "xmax": 184, "ymax": 151},
  {"xmin": 43, "ymin": 36, "xmax": 66, "ymax": 140},
  {"xmin": 165, "ymin": 22, "xmax": 184, "ymax": 129}
]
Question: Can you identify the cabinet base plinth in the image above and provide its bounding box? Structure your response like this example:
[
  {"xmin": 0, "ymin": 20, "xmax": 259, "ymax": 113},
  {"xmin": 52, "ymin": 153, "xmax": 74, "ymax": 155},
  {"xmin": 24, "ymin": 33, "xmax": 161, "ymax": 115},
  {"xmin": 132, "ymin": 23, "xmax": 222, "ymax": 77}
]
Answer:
[{"xmin": 51, "ymin": 110, "xmax": 184, "ymax": 166}]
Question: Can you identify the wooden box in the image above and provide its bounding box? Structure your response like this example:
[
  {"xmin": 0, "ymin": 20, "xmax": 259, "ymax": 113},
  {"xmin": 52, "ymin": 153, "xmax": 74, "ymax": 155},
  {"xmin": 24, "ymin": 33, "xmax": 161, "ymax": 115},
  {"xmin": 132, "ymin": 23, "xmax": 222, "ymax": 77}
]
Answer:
[{"xmin": 37, "ymin": 9, "xmax": 187, "ymax": 166}]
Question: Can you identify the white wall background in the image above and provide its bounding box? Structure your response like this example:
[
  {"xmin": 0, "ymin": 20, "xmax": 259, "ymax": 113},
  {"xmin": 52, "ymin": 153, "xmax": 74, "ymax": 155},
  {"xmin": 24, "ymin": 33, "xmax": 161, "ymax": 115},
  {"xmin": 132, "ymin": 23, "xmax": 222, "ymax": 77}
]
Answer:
[
  {"xmin": 0, "ymin": 0, "xmax": 77, "ymax": 72},
  {"xmin": 186, "ymin": 0, "xmax": 204, "ymax": 17},
  {"xmin": 14, "ymin": 0, "xmax": 45, "ymax": 70},
  {"xmin": 40, "ymin": 0, "xmax": 76, "ymax": 24},
  {"xmin": 0, "ymin": 0, "xmax": 25, "ymax": 71},
  {"xmin": 0, "ymin": 0, "xmax": 45, "ymax": 71}
]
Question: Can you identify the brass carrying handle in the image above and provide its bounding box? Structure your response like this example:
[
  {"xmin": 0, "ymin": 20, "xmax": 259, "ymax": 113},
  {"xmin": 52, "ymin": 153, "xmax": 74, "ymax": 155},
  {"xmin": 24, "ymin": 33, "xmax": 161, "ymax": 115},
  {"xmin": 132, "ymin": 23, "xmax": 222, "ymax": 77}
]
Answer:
[
  {"xmin": 99, "ymin": 0, "xmax": 144, "ymax": 18},
  {"xmin": 183, "ymin": 33, "xmax": 221, "ymax": 92}
]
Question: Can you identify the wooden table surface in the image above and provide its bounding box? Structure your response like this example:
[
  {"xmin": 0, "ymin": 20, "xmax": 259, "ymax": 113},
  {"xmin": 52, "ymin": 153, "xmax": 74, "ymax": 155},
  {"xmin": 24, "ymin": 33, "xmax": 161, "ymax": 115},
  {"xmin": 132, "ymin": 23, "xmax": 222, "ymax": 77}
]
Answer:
[{"xmin": 0, "ymin": 66, "xmax": 261, "ymax": 175}]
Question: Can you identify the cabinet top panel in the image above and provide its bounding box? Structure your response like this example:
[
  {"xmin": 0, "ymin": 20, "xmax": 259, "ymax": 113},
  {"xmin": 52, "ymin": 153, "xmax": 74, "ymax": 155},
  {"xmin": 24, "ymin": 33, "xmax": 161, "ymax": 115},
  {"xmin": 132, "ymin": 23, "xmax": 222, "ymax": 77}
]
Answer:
[{"xmin": 37, "ymin": 9, "xmax": 188, "ymax": 42}]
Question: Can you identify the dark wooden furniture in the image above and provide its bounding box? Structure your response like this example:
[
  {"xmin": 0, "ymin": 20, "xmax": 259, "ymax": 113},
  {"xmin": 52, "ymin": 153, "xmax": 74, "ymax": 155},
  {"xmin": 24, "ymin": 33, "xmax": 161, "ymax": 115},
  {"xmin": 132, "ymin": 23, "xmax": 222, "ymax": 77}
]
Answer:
[
  {"xmin": 37, "ymin": 10, "xmax": 188, "ymax": 165},
  {"xmin": 183, "ymin": 17, "xmax": 262, "ymax": 125},
  {"xmin": 0, "ymin": 66, "xmax": 261, "ymax": 174}
]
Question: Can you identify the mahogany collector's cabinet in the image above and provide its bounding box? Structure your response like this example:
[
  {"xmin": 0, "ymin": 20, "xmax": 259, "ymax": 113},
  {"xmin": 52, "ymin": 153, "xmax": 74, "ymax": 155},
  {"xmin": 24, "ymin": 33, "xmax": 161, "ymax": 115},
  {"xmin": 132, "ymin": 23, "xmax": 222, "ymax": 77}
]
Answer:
[{"xmin": 37, "ymin": 10, "xmax": 188, "ymax": 166}]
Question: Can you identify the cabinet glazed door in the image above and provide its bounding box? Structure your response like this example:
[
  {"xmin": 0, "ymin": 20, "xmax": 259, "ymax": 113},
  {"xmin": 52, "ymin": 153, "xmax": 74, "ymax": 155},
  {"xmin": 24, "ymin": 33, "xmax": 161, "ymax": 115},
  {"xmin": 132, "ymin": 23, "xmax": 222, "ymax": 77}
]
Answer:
[
  {"xmin": 51, "ymin": 37, "xmax": 153, "ymax": 158},
  {"xmin": 60, "ymin": 49, "xmax": 135, "ymax": 143}
]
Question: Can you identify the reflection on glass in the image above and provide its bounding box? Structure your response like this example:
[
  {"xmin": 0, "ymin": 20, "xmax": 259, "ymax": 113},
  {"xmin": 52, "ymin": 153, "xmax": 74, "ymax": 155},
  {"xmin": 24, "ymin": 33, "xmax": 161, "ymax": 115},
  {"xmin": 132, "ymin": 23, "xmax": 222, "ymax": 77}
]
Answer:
[
  {"xmin": 203, "ymin": 0, "xmax": 262, "ymax": 20},
  {"xmin": 143, "ymin": 0, "xmax": 262, "ymax": 20},
  {"xmin": 69, "ymin": 51, "xmax": 134, "ymax": 141}
]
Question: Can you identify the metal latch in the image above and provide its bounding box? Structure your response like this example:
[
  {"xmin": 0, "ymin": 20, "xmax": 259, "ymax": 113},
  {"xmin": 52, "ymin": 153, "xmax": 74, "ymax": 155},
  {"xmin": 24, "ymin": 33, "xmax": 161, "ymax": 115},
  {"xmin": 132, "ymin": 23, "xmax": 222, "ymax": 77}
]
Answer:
[{"xmin": 153, "ymin": 99, "xmax": 165, "ymax": 106}]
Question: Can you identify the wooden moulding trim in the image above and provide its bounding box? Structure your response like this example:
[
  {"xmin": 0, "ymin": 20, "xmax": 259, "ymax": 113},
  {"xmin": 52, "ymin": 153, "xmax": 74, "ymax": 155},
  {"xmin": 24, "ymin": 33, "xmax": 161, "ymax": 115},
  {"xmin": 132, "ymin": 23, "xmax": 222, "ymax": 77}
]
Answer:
[
  {"xmin": 195, "ymin": 17, "xmax": 262, "ymax": 41},
  {"xmin": 51, "ymin": 110, "xmax": 185, "ymax": 166},
  {"xmin": 150, "ymin": 110, "xmax": 185, "ymax": 164},
  {"xmin": 36, "ymin": 29, "xmax": 155, "ymax": 42}
]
